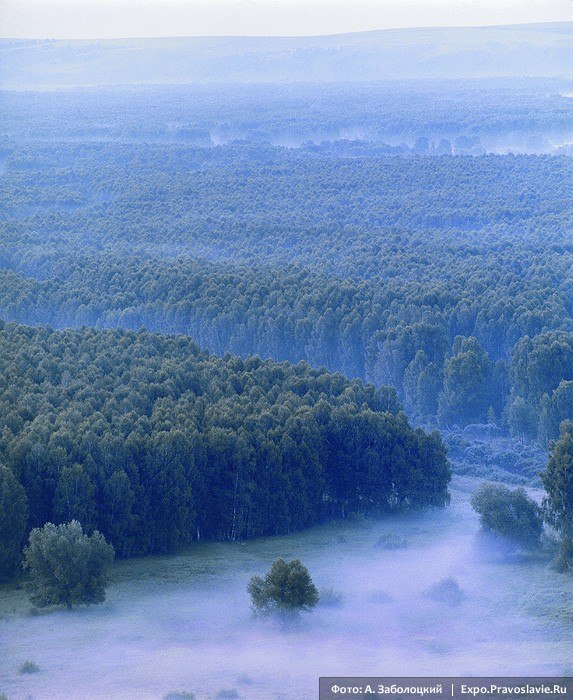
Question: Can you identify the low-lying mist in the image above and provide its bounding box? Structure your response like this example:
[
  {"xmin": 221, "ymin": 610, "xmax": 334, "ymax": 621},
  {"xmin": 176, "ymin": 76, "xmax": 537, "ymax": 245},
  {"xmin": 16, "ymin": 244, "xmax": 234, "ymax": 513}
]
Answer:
[{"xmin": 1, "ymin": 477, "xmax": 571, "ymax": 700}]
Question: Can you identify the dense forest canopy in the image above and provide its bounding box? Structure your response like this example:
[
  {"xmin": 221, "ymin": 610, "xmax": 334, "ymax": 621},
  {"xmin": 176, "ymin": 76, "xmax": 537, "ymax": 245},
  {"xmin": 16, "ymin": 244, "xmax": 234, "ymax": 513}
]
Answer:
[
  {"xmin": 0, "ymin": 76, "xmax": 571, "ymax": 572},
  {"xmin": 1, "ymin": 108, "xmax": 571, "ymax": 441},
  {"xmin": 0, "ymin": 321, "xmax": 449, "ymax": 565},
  {"xmin": 1, "ymin": 79, "xmax": 572, "ymax": 150}
]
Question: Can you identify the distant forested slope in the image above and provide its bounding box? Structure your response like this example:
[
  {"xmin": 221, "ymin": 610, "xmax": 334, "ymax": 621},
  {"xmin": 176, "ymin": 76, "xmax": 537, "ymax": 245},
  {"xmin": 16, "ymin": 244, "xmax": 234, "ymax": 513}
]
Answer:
[
  {"xmin": 0, "ymin": 138, "xmax": 571, "ymax": 442},
  {"xmin": 0, "ymin": 75, "xmax": 571, "ymax": 518},
  {"xmin": 1, "ymin": 23, "xmax": 572, "ymax": 88},
  {"xmin": 1, "ymin": 79, "xmax": 572, "ymax": 152},
  {"xmin": 0, "ymin": 21, "xmax": 571, "ymax": 580},
  {"xmin": 0, "ymin": 322, "xmax": 449, "ymax": 557}
]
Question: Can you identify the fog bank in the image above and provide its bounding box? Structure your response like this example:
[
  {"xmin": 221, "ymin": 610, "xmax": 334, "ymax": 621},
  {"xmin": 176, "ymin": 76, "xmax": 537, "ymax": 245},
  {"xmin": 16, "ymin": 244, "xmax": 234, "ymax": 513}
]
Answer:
[{"xmin": 1, "ymin": 477, "xmax": 571, "ymax": 699}]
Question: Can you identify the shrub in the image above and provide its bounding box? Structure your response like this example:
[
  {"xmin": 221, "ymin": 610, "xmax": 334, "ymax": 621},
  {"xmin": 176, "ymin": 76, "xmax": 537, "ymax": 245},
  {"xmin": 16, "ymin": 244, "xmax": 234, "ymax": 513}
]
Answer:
[
  {"xmin": 317, "ymin": 587, "xmax": 343, "ymax": 608},
  {"xmin": 375, "ymin": 533, "xmax": 408, "ymax": 549},
  {"xmin": 19, "ymin": 661, "xmax": 40, "ymax": 674},
  {"xmin": 23, "ymin": 520, "xmax": 114, "ymax": 608},
  {"xmin": 471, "ymin": 482, "xmax": 543, "ymax": 548},
  {"xmin": 424, "ymin": 578, "xmax": 465, "ymax": 606}
]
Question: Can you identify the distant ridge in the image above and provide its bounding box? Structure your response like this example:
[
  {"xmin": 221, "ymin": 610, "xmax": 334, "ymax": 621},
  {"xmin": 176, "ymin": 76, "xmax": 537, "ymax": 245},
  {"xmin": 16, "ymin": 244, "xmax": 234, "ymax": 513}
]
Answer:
[{"xmin": 0, "ymin": 22, "xmax": 571, "ymax": 88}]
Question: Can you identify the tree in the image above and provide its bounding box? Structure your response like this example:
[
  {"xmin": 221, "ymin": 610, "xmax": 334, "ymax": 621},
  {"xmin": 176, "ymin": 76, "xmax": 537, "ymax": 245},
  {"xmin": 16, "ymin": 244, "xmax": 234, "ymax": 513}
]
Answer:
[
  {"xmin": 471, "ymin": 482, "xmax": 543, "ymax": 548},
  {"xmin": 541, "ymin": 421, "xmax": 573, "ymax": 572},
  {"xmin": 0, "ymin": 464, "xmax": 28, "ymax": 580},
  {"xmin": 100, "ymin": 469, "xmax": 135, "ymax": 557},
  {"xmin": 507, "ymin": 396, "xmax": 537, "ymax": 442},
  {"xmin": 248, "ymin": 558, "xmax": 319, "ymax": 613},
  {"xmin": 53, "ymin": 464, "xmax": 96, "ymax": 531},
  {"xmin": 403, "ymin": 350, "xmax": 441, "ymax": 419},
  {"xmin": 23, "ymin": 520, "xmax": 115, "ymax": 608},
  {"xmin": 510, "ymin": 332, "xmax": 573, "ymax": 405},
  {"xmin": 0, "ymin": 323, "xmax": 449, "ymax": 555},
  {"xmin": 438, "ymin": 337, "xmax": 493, "ymax": 426},
  {"xmin": 538, "ymin": 382, "xmax": 573, "ymax": 444}
]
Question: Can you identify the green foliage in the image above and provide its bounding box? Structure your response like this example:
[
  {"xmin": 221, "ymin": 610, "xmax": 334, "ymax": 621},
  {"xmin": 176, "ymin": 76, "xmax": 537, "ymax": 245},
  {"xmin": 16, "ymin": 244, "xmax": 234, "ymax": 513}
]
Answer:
[
  {"xmin": 511, "ymin": 334, "xmax": 573, "ymax": 405},
  {"xmin": 509, "ymin": 334, "xmax": 573, "ymax": 442},
  {"xmin": 1, "ymin": 79, "xmax": 571, "ymax": 144},
  {"xmin": 404, "ymin": 351, "xmax": 442, "ymax": 420},
  {"xmin": 553, "ymin": 536, "xmax": 573, "ymax": 574},
  {"xmin": 542, "ymin": 422, "xmax": 573, "ymax": 572},
  {"xmin": 0, "ymin": 323, "xmax": 449, "ymax": 556},
  {"xmin": 248, "ymin": 558, "xmax": 319, "ymax": 613},
  {"xmin": 542, "ymin": 421, "xmax": 573, "ymax": 536},
  {"xmin": 0, "ymin": 131, "xmax": 571, "ymax": 444},
  {"xmin": 0, "ymin": 464, "xmax": 28, "ymax": 581},
  {"xmin": 438, "ymin": 337, "xmax": 494, "ymax": 426},
  {"xmin": 538, "ymin": 383, "xmax": 573, "ymax": 444},
  {"xmin": 0, "ymin": 88, "xmax": 571, "ymax": 574},
  {"xmin": 443, "ymin": 427, "xmax": 546, "ymax": 486},
  {"xmin": 23, "ymin": 520, "xmax": 115, "ymax": 608},
  {"xmin": 53, "ymin": 464, "xmax": 96, "ymax": 531},
  {"xmin": 507, "ymin": 396, "xmax": 538, "ymax": 441},
  {"xmin": 471, "ymin": 482, "xmax": 543, "ymax": 548}
]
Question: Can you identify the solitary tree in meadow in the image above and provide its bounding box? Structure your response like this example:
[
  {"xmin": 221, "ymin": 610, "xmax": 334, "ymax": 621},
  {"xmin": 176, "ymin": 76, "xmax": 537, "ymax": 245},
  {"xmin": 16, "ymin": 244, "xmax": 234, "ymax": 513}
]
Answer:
[
  {"xmin": 248, "ymin": 558, "xmax": 319, "ymax": 613},
  {"xmin": 23, "ymin": 520, "xmax": 114, "ymax": 608}
]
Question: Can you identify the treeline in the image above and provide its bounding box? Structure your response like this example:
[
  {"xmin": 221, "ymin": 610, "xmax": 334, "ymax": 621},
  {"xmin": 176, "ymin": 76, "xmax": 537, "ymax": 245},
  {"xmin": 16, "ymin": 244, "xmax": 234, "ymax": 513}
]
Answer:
[
  {"xmin": 0, "ymin": 141, "xmax": 571, "ymax": 444},
  {"xmin": 470, "ymin": 420, "xmax": 573, "ymax": 572},
  {"xmin": 1, "ymin": 79, "xmax": 571, "ymax": 147},
  {"xmin": 2, "ymin": 144, "xmax": 572, "ymax": 241},
  {"xmin": 0, "ymin": 322, "xmax": 450, "ymax": 571},
  {"xmin": 1, "ymin": 255, "xmax": 571, "ymax": 441}
]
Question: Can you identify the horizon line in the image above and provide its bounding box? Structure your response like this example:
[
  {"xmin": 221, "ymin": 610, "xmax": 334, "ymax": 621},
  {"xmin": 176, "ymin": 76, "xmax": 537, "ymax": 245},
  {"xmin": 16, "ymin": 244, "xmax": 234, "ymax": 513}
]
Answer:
[{"xmin": 1, "ymin": 19, "xmax": 572, "ymax": 42}]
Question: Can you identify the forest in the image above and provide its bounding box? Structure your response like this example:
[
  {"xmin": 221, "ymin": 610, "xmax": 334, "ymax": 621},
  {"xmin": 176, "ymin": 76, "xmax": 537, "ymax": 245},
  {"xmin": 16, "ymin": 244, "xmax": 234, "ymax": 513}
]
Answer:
[
  {"xmin": 0, "ymin": 129, "xmax": 571, "ymax": 444},
  {"xmin": 1, "ymin": 20, "xmax": 573, "ymax": 698},
  {"xmin": 0, "ymin": 321, "xmax": 449, "ymax": 570},
  {"xmin": 1, "ymin": 78, "xmax": 572, "ymax": 149},
  {"xmin": 0, "ymin": 79, "xmax": 571, "ymax": 578}
]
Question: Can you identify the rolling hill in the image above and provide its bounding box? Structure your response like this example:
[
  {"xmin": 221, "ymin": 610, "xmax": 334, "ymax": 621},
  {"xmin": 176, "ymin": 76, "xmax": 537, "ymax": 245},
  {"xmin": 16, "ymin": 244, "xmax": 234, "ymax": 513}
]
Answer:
[{"xmin": 0, "ymin": 22, "xmax": 571, "ymax": 88}]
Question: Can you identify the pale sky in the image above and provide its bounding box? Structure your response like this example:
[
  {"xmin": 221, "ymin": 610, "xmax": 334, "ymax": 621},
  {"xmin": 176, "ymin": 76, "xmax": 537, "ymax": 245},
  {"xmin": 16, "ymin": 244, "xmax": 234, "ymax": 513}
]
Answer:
[{"xmin": 1, "ymin": 0, "xmax": 572, "ymax": 39}]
